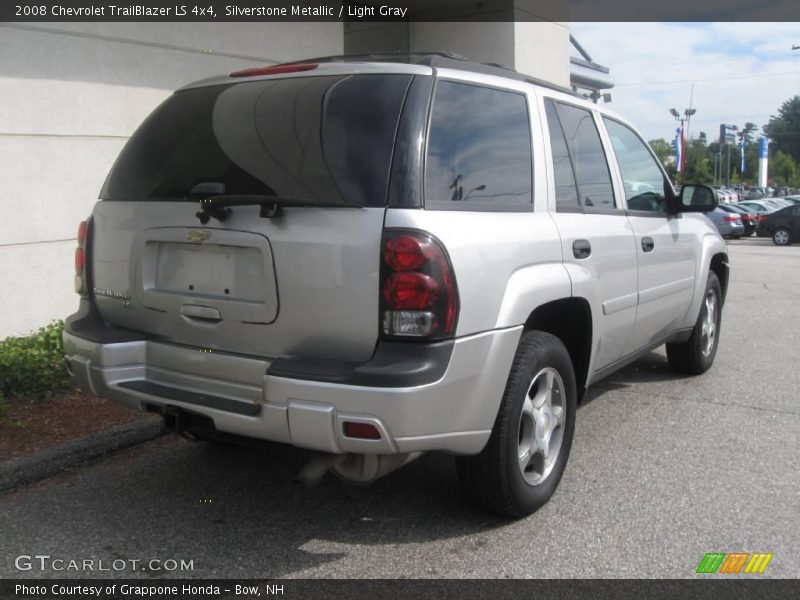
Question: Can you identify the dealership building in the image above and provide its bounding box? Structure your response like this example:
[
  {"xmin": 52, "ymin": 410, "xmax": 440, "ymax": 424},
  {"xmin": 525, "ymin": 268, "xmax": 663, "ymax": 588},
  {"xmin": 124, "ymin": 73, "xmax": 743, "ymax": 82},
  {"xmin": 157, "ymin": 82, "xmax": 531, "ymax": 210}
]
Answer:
[{"xmin": 0, "ymin": 4, "xmax": 611, "ymax": 339}]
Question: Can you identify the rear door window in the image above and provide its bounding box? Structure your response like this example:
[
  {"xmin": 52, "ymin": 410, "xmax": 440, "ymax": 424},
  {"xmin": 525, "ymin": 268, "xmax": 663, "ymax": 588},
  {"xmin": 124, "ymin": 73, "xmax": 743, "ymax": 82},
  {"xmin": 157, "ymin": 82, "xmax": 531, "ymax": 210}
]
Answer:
[
  {"xmin": 548, "ymin": 100, "xmax": 616, "ymax": 211},
  {"xmin": 544, "ymin": 100, "xmax": 580, "ymax": 210},
  {"xmin": 100, "ymin": 74, "xmax": 412, "ymax": 207},
  {"xmin": 424, "ymin": 80, "xmax": 532, "ymax": 211}
]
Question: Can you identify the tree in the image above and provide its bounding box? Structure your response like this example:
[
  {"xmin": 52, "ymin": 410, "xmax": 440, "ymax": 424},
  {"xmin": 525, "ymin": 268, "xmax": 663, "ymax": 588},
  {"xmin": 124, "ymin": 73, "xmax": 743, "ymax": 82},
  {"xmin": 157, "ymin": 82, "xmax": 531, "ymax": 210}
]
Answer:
[
  {"xmin": 770, "ymin": 150, "xmax": 798, "ymax": 186},
  {"xmin": 764, "ymin": 96, "xmax": 800, "ymax": 163},
  {"xmin": 648, "ymin": 138, "xmax": 674, "ymax": 166},
  {"xmin": 684, "ymin": 139, "xmax": 713, "ymax": 184}
]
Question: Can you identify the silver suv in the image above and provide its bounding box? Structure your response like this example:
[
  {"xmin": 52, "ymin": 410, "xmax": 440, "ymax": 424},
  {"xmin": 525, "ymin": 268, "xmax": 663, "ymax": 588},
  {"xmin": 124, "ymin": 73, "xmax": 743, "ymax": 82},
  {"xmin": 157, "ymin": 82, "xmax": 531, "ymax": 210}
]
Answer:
[{"xmin": 64, "ymin": 53, "xmax": 728, "ymax": 517}]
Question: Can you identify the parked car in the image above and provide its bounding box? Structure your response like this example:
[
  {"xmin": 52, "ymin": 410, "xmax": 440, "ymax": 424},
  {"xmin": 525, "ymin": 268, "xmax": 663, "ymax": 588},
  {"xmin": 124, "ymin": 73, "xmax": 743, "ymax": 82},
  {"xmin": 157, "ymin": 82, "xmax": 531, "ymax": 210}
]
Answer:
[
  {"xmin": 717, "ymin": 203, "xmax": 757, "ymax": 235},
  {"xmin": 713, "ymin": 187, "xmax": 734, "ymax": 203},
  {"xmin": 745, "ymin": 187, "xmax": 767, "ymax": 200},
  {"xmin": 737, "ymin": 200, "xmax": 783, "ymax": 215},
  {"xmin": 723, "ymin": 187, "xmax": 744, "ymax": 202},
  {"xmin": 756, "ymin": 204, "xmax": 800, "ymax": 245},
  {"xmin": 774, "ymin": 186, "xmax": 790, "ymax": 197},
  {"xmin": 707, "ymin": 207, "xmax": 745, "ymax": 238},
  {"xmin": 62, "ymin": 53, "xmax": 727, "ymax": 517}
]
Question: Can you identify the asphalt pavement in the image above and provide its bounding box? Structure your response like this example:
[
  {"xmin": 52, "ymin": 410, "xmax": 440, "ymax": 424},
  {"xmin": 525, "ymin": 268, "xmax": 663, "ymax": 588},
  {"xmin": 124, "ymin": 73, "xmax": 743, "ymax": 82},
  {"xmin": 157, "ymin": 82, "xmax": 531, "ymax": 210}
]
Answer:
[{"xmin": 2, "ymin": 239, "xmax": 798, "ymax": 579}]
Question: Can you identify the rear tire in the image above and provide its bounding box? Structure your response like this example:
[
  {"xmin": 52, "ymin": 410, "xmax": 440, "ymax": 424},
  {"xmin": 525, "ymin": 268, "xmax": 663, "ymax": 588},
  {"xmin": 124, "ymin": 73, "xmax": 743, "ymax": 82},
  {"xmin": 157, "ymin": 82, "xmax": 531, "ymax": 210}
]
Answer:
[
  {"xmin": 666, "ymin": 272, "xmax": 722, "ymax": 375},
  {"xmin": 456, "ymin": 331, "xmax": 577, "ymax": 518},
  {"xmin": 773, "ymin": 227, "xmax": 792, "ymax": 246}
]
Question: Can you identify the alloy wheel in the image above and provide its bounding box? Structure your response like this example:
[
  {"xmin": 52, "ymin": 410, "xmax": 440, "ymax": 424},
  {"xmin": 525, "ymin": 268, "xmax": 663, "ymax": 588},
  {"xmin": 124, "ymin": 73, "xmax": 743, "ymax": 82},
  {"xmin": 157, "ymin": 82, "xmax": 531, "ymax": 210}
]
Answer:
[
  {"xmin": 700, "ymin": 290, "xmax": 718, "ymax": 357},
  {"xmin": 517, "ymin": 367, "xmax": 566, "ymax": 486}
]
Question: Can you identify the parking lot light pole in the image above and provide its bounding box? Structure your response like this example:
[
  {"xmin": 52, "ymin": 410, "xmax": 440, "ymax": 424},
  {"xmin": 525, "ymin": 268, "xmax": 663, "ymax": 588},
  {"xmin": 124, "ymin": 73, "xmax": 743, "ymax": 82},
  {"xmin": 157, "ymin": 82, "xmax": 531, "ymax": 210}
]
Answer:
[{"xmin": 670, "ymin": 108, "xmax": 696, "ymax": 178}]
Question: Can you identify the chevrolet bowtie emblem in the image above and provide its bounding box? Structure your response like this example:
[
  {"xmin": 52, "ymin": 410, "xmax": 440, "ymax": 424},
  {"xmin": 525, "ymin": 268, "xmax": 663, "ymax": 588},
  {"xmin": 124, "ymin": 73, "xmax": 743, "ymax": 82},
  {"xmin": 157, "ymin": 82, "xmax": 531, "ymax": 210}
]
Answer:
[{"xmin": 186, "ymin": 229, "xmax": 210, "ymax": 243}]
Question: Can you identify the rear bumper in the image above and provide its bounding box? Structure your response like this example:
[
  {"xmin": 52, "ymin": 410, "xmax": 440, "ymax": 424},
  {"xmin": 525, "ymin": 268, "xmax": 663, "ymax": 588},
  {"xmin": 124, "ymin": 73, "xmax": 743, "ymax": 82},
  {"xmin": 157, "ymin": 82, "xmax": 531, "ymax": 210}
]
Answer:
[
  {"xmin": 717, "ymin": 222, "xmax": 744, "ymax": 237},
  {"xmin": 63, "ymin": 321, "xmax": 520, "ymax": 456}
]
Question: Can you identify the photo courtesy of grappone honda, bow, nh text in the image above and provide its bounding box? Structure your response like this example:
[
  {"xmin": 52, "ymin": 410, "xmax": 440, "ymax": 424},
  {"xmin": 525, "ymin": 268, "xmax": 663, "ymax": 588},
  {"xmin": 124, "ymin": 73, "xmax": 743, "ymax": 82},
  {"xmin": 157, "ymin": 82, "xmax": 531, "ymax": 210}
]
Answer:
[{"xmin": 63, "ymin": 53, "xmax": 728, "ymax": 517}]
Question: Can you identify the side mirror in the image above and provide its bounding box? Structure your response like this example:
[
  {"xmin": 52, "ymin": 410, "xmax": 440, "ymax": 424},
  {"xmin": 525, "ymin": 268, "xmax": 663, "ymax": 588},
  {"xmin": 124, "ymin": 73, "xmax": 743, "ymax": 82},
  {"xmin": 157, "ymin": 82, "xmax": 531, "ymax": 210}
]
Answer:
[{"xmin": 677, "ymin": 184, "xmax": 717, "ymax": 213}]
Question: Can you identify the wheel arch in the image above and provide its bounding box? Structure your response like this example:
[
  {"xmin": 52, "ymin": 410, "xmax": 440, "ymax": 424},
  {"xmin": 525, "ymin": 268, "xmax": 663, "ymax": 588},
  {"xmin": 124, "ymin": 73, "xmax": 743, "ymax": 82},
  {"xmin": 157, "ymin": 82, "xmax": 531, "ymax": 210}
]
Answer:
[
  {"xmin": 709, "ymin": 252, "xmax": 729, "ymax": 306},
  {"xmin": 523, "ymin": 297, "xmax": 593, "ymax": 403}
]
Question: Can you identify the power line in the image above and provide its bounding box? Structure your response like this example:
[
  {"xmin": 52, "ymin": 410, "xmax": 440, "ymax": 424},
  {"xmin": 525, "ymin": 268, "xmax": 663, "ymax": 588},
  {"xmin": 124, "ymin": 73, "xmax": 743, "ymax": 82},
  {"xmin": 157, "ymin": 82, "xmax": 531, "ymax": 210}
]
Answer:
[
  {"xmin": 616, "ymin": 70, "xmax": 798, "ymax": 87},
  {"xmin": 613, "ymin": 56, "xmax": 758, "ymax": 70}
]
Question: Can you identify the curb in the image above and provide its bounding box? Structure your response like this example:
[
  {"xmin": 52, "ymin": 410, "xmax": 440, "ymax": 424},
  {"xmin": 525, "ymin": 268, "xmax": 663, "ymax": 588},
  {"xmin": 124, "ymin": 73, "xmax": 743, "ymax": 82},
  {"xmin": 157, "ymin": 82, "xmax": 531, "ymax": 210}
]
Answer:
[{"xmin": 0, "ymin": 417, "xmax": 167, "ymax": 493}]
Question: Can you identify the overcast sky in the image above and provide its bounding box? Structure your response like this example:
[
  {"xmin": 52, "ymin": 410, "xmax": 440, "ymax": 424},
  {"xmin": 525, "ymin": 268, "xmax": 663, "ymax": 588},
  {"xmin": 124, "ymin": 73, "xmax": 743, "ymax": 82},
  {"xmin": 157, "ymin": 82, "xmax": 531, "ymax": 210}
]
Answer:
[{"xmin": 570, "ymin": 22, "xmax": 800, "ymax": 143}]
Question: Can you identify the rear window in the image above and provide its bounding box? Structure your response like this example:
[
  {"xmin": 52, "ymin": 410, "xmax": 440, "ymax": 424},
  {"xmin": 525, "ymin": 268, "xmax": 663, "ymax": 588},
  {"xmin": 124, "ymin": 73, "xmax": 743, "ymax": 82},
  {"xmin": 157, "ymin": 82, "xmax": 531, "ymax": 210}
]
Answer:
[{"xmin": 100, "ymin": 74, "xmax": 412, "ymax": 207}]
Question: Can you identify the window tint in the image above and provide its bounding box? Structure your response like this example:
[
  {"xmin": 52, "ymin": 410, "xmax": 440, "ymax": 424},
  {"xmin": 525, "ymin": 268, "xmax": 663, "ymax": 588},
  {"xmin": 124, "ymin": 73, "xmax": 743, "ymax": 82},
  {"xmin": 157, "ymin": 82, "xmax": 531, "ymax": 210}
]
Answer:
[
  {"xmin": 425, "ymin": 81, "xmax": 532, "ymax": 210},
  {"xmin": 604, "ymin": 118, "xmax": 669, "ymax": 213},
  {"xmin": 552, "ymin": 102, "xmax": 615, "ymax": 209},
  {"xmin": 100, "ymin": 74, "xmax": 412, "ymax": 207},
  {"xmin": 544, "ymin": 101, "xmax": 579, "ymax": 210}
]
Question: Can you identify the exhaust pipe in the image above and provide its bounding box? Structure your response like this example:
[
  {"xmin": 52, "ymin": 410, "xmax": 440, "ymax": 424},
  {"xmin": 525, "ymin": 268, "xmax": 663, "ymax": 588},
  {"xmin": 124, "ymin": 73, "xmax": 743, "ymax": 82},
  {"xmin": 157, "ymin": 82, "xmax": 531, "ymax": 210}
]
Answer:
[
  {"xmin": 295, "ymin": 452, "xmax": 424, "ymax": 488},
  {"xmin": 159, "ymin": 407, "xmax": 216, "ymax": 441}
]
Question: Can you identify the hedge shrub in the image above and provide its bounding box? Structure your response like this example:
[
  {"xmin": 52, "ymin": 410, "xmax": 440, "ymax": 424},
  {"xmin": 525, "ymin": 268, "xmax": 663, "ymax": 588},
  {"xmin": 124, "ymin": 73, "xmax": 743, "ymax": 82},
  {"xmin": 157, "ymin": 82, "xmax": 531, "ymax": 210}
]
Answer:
[{"xmin": 0, "ymin": 321, "xmax": 70, "ymax": 400}]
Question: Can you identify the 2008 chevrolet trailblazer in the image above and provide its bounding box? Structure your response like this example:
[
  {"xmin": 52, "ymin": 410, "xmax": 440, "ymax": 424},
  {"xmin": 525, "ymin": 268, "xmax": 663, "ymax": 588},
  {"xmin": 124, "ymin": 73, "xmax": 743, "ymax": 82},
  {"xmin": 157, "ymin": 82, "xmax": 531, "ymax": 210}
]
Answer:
[{"xmin": 63, "ymin": 53, "xmax": 728, "ymax": 517}]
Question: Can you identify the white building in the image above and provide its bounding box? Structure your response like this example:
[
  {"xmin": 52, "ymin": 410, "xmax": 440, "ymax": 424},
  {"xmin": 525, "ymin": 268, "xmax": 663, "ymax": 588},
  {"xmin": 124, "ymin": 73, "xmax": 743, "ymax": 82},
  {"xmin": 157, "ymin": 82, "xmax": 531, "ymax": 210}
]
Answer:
[{"xmin": 0, "ymin": 12, "xmax": 573, "ymax": 338}]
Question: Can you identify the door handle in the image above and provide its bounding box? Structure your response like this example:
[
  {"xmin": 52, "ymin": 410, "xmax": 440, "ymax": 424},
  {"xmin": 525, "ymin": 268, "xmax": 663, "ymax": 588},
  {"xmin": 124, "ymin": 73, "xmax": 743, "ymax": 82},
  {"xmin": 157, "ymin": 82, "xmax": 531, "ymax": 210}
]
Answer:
[
  {"xmin": 572, "ymin": 239, "xmax": 592, "ymax": 259},
  {"xmin": 641, "ymin": 237, "xmax": 655, "ymax": 253}
]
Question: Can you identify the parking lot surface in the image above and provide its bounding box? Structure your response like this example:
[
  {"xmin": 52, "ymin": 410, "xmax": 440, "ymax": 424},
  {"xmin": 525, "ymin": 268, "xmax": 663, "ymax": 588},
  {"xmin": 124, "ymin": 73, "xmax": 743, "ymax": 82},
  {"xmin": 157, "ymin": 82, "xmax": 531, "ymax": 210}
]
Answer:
[{"xmin": 2, "ymin": 239, "xmax": 799, "ymax": 579}]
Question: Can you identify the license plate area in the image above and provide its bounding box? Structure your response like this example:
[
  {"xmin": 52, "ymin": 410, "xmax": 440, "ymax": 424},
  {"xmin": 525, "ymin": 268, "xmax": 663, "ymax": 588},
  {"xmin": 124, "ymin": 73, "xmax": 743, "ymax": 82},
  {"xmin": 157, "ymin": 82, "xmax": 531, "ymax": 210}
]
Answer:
[
  {"xmin": 132, "ymin": 228, "xmax": 279, "ymax": 324},
  {"xmin": 152, "ymin": 242, "xmax": 266, "ymax": 302}
]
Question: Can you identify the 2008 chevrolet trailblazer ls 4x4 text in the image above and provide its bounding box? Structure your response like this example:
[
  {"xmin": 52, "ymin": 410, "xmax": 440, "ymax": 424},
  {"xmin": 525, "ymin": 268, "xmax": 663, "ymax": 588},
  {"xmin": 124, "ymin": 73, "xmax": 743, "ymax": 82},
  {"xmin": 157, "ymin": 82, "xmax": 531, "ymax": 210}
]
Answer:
[{"xmin": 63, "ymin": 53, "xmax": 728, "ymax": 517}]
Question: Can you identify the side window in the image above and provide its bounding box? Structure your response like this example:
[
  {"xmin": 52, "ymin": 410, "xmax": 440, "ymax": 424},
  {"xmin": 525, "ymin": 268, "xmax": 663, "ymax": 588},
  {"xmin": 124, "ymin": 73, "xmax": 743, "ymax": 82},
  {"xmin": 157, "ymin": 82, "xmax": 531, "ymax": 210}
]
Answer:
[
  {"xmin": 425, "ymin": 81, "xmax": 532, "ymax": 210},
  {"xmin": 793, "ymin": 205, "xmax": 800, "ymax": 217},
  {"xmin": 552, "ymin": 102, "xmax": 616, "ymax": 209},
  {"xmin": 603, "ymin": 117, "xmax": 670, "ymax": 213},
  {"xmin": 544, "ymin": 100, "xmax": 580, "ymax": 210}
]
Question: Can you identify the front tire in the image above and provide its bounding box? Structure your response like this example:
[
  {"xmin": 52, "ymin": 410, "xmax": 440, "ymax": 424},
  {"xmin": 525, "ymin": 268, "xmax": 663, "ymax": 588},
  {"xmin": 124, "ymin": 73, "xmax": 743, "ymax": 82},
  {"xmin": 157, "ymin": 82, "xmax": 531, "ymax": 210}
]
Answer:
[
  {"xmin": 456, "ymin": 331, "xmax": 577, "ymax": 518},
  {"xmin": 666, "ymin": 272, "xmax": 722, "ymax": 375},
  {"xmin": 773, "ymin": 227, "xmax": 792, "ymax": 246}
]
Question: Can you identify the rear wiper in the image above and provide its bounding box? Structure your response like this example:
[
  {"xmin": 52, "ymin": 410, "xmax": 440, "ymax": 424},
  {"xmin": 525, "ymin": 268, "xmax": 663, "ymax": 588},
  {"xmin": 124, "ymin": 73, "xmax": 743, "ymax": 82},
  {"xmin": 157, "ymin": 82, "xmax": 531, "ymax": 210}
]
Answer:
[{"xmin": 194, "ymin": 194, "xmax": 355, "ymax": 224}]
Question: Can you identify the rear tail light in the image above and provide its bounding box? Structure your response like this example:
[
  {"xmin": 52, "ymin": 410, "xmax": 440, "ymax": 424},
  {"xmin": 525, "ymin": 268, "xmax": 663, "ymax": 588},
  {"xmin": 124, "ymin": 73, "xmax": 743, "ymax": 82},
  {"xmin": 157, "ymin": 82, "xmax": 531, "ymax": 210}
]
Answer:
[
  {"xmin": 74, "ymin": 219, "xmax": 91, "ymax": 297},
  {"xmin": 74, "ymin": 248, "xmax": 85, "ymax": 274},
  {"xmin": 230, "ymin": 63, "xmax": 318, "ymax": 78},
  {"xmin": 380, "ymin": 231, "xmax": 458, "ymax": 339},
  {"xmin": 383, "ymin": 272, "xmax": 439, "ymax": 309},
  {"xmin": 77, "ymin": 220, "xmax": 88, "ymax": 244},
  {"xmin": 722, "ymin": 215, "xmax": 740, "ymax": 222}
]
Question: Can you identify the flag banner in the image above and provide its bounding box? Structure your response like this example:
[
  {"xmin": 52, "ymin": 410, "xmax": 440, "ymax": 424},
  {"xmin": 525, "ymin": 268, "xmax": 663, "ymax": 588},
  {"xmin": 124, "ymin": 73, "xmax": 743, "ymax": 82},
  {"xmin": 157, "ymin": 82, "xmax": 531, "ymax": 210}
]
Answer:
[
  {"xmin": 680, "ymin": 126, "xmax": 687, "ymax": 173},
  {"xmin": 675, "ymin": 127, "xmax": 684, "ymax": 173},
  {"xmin": 740, "ymin": 139, "xmax": 746, "ymax": 174},
  {"xmin": 759, "ymin": 137, "xmax": 769, "ymax": 159}
]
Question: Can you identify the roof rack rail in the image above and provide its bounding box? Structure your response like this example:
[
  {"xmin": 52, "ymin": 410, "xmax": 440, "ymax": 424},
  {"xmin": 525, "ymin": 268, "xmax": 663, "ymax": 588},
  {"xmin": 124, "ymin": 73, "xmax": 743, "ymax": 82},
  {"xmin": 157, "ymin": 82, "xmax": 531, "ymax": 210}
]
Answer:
[{"xmin": 278, "ymin": 51, "xmax": 578, "ymax": 97}]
